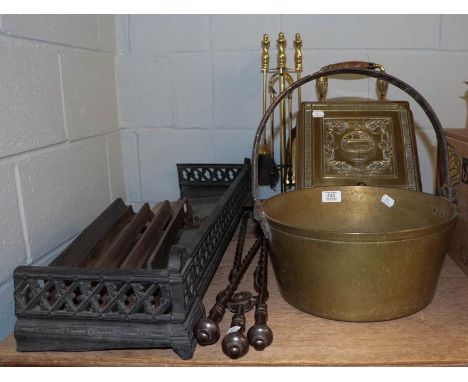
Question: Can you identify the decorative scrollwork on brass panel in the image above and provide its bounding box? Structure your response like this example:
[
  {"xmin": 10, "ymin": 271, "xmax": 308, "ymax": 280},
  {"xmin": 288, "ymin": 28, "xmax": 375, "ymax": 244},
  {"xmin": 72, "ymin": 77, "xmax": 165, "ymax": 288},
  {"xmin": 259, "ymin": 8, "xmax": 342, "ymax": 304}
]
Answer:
[
  {"xmin": 323, "ymin": 118, "xmax": 394, "ymax": 177},
  {"xmin": 447, "ymin": 143, "xmax": 461, "ymax": 186},
  {"xmin": 304, "ymin": 110, "xmax": 313, "ymax": 187}
]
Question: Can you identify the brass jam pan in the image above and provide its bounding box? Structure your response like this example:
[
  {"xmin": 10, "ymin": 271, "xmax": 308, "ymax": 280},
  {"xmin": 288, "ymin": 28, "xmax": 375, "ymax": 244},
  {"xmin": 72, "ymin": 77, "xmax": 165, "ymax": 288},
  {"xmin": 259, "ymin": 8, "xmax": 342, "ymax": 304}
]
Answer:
[
  {"xmin": 263, "ymin": 186, "xmax": 457, "ymax": 321},
  {"xmin": 252, "ymin": 62, "xmax": 457, "ymax": 322}
]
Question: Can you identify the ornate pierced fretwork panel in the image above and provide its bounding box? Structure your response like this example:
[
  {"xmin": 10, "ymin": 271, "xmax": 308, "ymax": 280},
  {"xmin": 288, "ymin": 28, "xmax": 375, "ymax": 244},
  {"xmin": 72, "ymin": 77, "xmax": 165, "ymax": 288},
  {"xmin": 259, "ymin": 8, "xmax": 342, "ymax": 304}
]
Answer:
[
  {"xmin": 177, "ymin": 164, "xmax": 243, "ymax": 186},
  {"xmin": 182, "ymin": 166, "xmax": 250, "ymax": 308},
  {"xmin": 15, "ymin": 275, "xmax": 171, "ymax": 322}
]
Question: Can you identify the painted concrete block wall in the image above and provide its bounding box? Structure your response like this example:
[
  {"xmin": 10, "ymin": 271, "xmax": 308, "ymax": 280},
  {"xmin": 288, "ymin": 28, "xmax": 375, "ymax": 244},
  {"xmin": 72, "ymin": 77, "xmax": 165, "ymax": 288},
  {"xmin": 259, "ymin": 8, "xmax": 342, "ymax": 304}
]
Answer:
[
  {"xmin": 117, "ymin": 15, "xmax": 468, "ymax": 204},
  {"xmin": 0, "ymin": 15, "xmax": 125, "ymax": 341}
]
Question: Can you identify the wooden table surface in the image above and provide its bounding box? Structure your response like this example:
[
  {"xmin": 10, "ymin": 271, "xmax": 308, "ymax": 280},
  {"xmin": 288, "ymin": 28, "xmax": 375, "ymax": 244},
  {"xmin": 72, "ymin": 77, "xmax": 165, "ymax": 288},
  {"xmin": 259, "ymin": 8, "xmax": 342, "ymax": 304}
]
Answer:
[{"xmin": 1, "ymin": 223, "xmax": 468, "ymax": 366}]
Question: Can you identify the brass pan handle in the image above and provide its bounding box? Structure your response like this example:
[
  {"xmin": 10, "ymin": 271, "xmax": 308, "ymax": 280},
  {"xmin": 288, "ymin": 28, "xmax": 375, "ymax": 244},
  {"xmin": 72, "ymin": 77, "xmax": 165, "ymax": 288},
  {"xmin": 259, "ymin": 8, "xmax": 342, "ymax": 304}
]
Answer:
[
  {"xmin": 317, "ymin": 61, "xmax": 388, "ymax": 101},
  {"xmin": 252, "ymin": 67, "xmax": 455, "ymax": 239}
]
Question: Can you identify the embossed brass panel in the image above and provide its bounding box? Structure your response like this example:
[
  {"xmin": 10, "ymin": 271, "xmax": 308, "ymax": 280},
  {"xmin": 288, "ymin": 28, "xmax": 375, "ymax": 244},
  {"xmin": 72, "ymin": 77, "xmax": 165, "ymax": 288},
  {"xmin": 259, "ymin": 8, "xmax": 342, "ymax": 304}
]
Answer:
[{"xmin": 296, "ymin": 101, "xmax": 422, "ymax": 190}]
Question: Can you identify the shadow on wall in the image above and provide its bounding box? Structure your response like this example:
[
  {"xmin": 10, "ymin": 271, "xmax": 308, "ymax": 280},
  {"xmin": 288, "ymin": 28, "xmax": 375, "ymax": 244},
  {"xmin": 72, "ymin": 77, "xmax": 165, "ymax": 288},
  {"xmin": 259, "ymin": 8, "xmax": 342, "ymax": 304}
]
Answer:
[
  {"xmin": 464, "ymin": 83, "xmax": 468, "ymax": 129},
  {"xmin": 414, "ymin": 123, "xmax": 437, "ymax": 194}
]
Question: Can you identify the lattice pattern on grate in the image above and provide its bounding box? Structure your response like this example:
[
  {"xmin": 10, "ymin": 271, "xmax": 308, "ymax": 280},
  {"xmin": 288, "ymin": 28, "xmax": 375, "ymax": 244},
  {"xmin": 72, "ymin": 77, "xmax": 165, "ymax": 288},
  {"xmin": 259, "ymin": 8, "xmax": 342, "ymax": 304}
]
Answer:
[
  {"xmin": 183, "ymin": 167, "xmax": 250, "ymax": 307},
  {"xmin": 178, "ymin": 164, "xmax": 242, "ymax": 185},
  {"xmin": 15, "ymin": 276, "xmax": 171, "ymax": 321}
]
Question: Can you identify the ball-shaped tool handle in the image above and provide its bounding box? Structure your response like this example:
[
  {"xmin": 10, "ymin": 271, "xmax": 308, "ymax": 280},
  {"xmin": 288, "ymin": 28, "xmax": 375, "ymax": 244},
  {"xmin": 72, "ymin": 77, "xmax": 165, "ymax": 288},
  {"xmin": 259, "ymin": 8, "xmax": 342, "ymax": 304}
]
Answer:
[
  {"xmin": 194, "ymin": 318, "xmax": 220, "ymax": 346},
  {"xmin": 222, "ymin": 331, "xmax": 249, "ymax": 359},
  {"xmin": 247, "ymin": 323, "xmax": 273, "ymax": 351}
]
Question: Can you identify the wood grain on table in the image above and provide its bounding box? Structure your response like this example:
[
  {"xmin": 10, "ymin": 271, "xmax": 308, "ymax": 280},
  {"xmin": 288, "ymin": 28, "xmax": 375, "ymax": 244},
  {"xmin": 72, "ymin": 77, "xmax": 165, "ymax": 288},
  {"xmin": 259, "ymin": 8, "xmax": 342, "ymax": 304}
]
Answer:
[{"xmin": 1, "ymin": 222, "xmax": 468, "ymax": 366}]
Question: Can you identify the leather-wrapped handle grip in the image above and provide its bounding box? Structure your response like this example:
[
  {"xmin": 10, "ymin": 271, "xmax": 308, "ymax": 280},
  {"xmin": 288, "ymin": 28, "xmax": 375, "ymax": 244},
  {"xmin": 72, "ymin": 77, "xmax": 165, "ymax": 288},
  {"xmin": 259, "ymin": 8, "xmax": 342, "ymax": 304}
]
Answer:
[
  {"xmin": 317, "ymin": 61, "xmax": 387, "ymax": 101},
  {"xmin": 252, "ymin": 67, "xmax": 455, "ymax": 239},
  {"xmin": 320, "ymin": 61, "xmax": 385, "ymax": 72}
]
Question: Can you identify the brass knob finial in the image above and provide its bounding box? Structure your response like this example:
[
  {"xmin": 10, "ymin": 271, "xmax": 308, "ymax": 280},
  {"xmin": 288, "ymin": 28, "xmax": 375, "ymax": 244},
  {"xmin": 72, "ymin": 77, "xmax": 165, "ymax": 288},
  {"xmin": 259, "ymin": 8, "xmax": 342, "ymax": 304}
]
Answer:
[
  {"xmin": 277, "ymin": 32, "xmax": 287, "ymax": 70},
  {"xmin": 261, "ymin": 34, "xmax": 270, "ymax": 71},
  {"xmin": 376, "ymin": 65, "xmax": 388, "ymax": 101},
  {"xmin": 294, "ymin": 33, "xmax": 303, "ymax": 72},
  {"xmin": 377, "ymin": 79, "xmax": 388, "ymax": 101},
  {"xmin": 317, "ymin": 77, "xmax": 328, "ymax": 101}
]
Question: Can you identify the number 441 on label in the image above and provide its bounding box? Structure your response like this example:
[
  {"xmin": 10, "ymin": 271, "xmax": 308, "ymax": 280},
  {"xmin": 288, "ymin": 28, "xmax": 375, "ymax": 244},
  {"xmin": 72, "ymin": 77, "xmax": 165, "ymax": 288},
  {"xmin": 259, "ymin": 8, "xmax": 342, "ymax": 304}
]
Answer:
[{"xmin": 322, "ymin": 191, "xmax": 342, "ymax": 203}]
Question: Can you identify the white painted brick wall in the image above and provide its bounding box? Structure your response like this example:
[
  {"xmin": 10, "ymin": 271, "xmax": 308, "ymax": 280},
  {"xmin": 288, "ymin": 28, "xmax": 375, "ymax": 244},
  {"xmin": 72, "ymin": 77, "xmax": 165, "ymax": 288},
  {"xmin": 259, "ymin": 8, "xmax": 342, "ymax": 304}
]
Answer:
[
  {"xmin": 60, "ymin": 49, "xmax": 119, "ymax": 140},
  {"xmin": 282, "ymin": 15, "xmax": 440, "ymax": 49},
  {"xmin": 97, "ymin": 15, "xmax": 117, "ymax": 53},
  {"xmin": 107, "ymin": 131, "xmax": 127, "ymax": 200},
  {"xmin": 118, "ymin": 55, "xmax": 173, "ymax": 127},
  {"xmin": 130, "ymin": 15, "xmax": 209, "ymax": 55},
  {"xmin": 440, "ymin": 15, "xmax": 468, "ymax": 50},
  {"xmin": 0, "ymin": 282, "xmax": 15, "ymax": 341},
  {"xmin": 2, "ymin": 15, "xmax": 102, "ymax": 50},
  {"xmin": 212, "ymin": 51, "xmax": 263, "ymax": 129},
  {"xmin": 138, "ymin": 129, "xmax": 216, "ymax": 202},
  {"xmin": 0, "ymin": 37, "xmax": 66, "ymax": 158},
  {"xmin": 122, "ymin": 131, "xmax": 141, "ymax": 202},
  {"xmin": 0, "ymin": 163, "xmax": 27, "ymax": 285},
  {"xmin": 212, "ymin": 129, "xmax": 255, "ymax": 163},
  {"xmin": 0, "ymin": 15, "xmax": 125, "ymax": 342},
  {"xmin": 18, "ymin": 139, "xmax": 111, "ymax": 260},
  {"xmin": 174, "ymin": 53, "xmax": 213, "ymax": 128},
  {"xmin": 210, "ymin": 15, "xmax": 281, "ymax": 51},
  {"xmin": 117, "ymin": 14, "xmax": 468, "ymax": 206}
]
